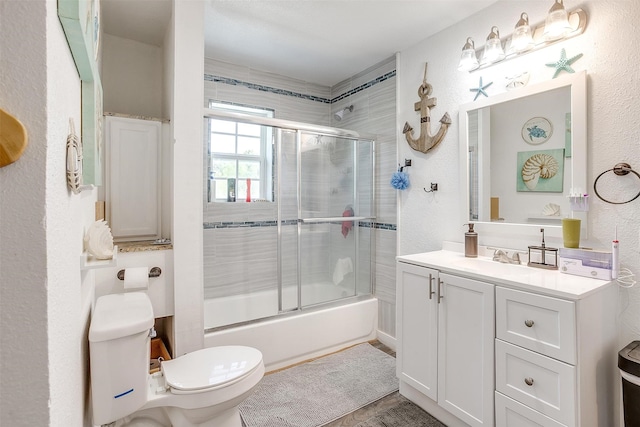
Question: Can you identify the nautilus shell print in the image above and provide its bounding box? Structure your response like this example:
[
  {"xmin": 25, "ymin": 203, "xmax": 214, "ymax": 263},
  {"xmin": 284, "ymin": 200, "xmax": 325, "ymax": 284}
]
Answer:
[{"xmin": 521, "ymin": 153, "xmax": 559, "ymax": 190}]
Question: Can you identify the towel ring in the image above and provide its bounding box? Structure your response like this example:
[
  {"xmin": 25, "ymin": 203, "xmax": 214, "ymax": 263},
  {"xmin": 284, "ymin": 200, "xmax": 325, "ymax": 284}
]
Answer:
[{"xmin": 593, "ymin": 163, "xmax": 640, "ymax": 204}]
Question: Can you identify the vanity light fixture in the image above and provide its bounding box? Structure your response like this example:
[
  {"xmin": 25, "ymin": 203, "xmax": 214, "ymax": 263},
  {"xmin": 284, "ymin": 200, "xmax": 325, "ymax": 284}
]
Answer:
[
  {"xmin": 511, "ymin": 13, "xmax": 535, "ymax": 53},
  {"xmin": 457, "ymin": 1, "xmax": 587, "ymax": 72},
  {"xmin": 543, "ymin": 0, "xmax": 572, "ymax": 41},
  {"xmin": 458, "ymin": 37, "xmax": 480, "ymax": 71},
  {"xmin": 481, "ymin": 26, "xmax": 505, "ymax": 65}
]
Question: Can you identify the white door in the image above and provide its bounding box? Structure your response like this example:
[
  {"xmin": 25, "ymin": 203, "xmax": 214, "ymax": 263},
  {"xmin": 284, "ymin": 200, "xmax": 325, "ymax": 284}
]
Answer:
[
  {"xmin": 396, "ymin": 262, "xmax": 438, "ymax": 401},
  {"xmin": 437, "ymin": 273, "xmax": 494, "ymax": 427},
  {"xmin": 106, "ymin": 117, "xmax": 161, "ymax": 240}
]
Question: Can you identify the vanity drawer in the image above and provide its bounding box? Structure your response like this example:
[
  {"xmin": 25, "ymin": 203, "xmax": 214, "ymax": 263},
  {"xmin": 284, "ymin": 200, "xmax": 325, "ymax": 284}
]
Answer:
[
  {"xmin": 496, "ymin": 392, "xmax": 567, "ymax": 427},
  {"xmin": 496, "ymin": 340, "xmax": 576, "ymax": 426},
  {"xmin": 496, "ymin": 286, "xmax": 576, "ymax": 364}
]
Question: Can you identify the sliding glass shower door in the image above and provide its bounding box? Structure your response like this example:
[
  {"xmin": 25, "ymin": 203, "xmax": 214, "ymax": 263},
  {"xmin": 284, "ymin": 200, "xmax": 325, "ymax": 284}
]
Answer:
[
  {"xmin": 203, "ymin": 110, "xmax": 374, "ymax": 330},
  {"xmin": 296, "ymin": 132, "xmax": 374, "ymax": 308}
]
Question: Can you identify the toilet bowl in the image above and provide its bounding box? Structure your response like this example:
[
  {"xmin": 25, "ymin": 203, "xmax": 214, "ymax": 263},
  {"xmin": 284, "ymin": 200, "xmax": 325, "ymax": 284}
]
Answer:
[{"xmin": 89, "ymin": 292, "xmax": 264, "ymax": 427}]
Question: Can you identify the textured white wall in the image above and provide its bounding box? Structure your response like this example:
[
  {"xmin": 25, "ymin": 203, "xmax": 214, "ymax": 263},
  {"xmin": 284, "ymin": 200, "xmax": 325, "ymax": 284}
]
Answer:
[
  {"xmin": 398, "ymin": 0, "xmax": 640, "ymax": 349},
  {"xmin": 0, "ymin": 0, "xmax": 97, "ymax": 425},
  {"xmin": 0, "ymin": 2, "xmax": 49, "ymax": 424}
]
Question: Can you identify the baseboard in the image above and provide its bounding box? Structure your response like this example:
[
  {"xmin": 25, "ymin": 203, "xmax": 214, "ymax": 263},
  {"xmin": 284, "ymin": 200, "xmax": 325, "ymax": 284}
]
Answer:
[{"xmin": 376, "ymin": 330, "xmax": 396, "ymax": 352}]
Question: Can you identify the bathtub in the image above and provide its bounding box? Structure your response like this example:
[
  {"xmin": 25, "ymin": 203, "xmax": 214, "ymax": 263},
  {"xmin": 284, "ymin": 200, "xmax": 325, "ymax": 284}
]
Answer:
[
  {"xmin": 203, "ymin": 285, "xmax": 378, "ymax": 371},
  {"xmin": 204, "ymin": 282, "xmax": 360, "ymax": 329}
]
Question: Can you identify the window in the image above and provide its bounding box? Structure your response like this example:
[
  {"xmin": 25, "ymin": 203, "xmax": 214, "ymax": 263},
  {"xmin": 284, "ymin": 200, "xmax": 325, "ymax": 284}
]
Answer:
[{"xmin": 207, "ymin": 102, "xmax": 274, "ymax": 202}]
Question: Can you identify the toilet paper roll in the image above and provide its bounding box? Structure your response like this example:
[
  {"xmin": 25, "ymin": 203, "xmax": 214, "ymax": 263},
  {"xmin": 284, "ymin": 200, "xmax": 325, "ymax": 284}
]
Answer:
[{"xmin": 123, "ymin": 267, "xmax": 149, "ymax": 290}]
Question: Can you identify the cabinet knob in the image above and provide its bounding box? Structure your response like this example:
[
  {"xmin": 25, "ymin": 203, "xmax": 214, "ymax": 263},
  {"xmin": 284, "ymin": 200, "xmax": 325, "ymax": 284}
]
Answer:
[
  {"xmin": 524, "ymin": 319, "xmax": 535, "ymax": 327},
  {"xmin": 524, "ymin": 377, "xmax": 534, "ymax": 386}
]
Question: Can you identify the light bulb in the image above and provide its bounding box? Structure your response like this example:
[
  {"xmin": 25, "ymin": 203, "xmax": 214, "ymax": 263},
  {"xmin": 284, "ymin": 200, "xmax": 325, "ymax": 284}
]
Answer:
[
  {"xmin": 458, "ymin": 37, "xmax": 479, "ymax": 72},
  {"xmin": 481, "ymin": 26, "xmax": 505, "ymax": 65},
  {"xmin": 511, "ymin": 12, "xmax": 534, "ymax": 53},
  {"xmin": 543, "ymin": 0, "xmax": 572, "ymax": 41}
]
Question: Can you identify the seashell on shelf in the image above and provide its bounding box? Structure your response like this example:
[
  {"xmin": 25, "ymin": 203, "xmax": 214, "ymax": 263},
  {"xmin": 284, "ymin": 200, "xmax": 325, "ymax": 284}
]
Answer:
[
  {"xmin": 84, "ymin": 220, "xmax": 114, "ymax": 260},
  {"xmin": 521, "ymin": 153, "xmax": 559, "ymax": 190},
  {"xmin": 541, "ymin": 203, "xmax": 561, "ymax": 216}
]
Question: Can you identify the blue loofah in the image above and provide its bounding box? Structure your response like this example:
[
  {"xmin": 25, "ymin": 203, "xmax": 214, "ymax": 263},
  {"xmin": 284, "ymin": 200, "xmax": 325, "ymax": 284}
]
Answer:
[{"xmin": 391, "ymin": 171, "xmax": 409, "ymax": 190}]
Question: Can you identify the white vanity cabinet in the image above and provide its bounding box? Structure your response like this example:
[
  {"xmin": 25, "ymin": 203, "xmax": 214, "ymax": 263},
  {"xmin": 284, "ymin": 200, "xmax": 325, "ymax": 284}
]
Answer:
[
  {"xmin": 397, "ymin": 262, "xmax": 495, "ymax": 427},
  {"xmin": 396, "ymin": 250, "xmax": 618, "ymax": 427}
]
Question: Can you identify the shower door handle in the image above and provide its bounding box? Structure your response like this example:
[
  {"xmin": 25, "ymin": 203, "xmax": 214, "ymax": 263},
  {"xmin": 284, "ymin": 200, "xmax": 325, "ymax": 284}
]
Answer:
[
  {"xmin": 428, "ymin": 274, "xmax": 435, "ymax": 300},
  {"xmin": 301, "ymin": 216, "xmax": 373, "ymax": 223}
]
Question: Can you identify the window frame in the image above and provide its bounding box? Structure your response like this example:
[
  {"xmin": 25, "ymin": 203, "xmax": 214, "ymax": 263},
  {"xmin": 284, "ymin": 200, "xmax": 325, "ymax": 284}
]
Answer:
[{"xmin": 207, "ymin": 101, "xmax": 274, "ymax": 203}]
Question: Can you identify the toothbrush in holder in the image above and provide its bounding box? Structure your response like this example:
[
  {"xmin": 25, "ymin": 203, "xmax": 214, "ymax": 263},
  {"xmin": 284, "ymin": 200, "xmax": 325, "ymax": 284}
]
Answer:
[{"xmin": 612, "ymin": 226, "xmax": 619, "ymax": 280}]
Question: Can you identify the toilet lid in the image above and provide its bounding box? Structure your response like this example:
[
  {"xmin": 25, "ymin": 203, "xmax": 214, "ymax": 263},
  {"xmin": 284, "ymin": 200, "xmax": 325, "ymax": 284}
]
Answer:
[{"xmin": 162, "ymin": 346, "xmax": 263, "ymax": 392}]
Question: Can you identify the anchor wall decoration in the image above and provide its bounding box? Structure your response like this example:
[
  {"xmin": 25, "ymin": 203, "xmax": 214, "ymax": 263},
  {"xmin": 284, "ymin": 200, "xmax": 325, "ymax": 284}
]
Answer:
[{"xmin": 403, "ymin": 63, "xmax": 451, "ymax": 154}]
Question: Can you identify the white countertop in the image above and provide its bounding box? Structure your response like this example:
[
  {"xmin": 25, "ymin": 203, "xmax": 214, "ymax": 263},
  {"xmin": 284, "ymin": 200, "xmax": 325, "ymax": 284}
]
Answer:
[{"xmin": 397, "ymin": 250, "xmax": 613, "ymax": 300}]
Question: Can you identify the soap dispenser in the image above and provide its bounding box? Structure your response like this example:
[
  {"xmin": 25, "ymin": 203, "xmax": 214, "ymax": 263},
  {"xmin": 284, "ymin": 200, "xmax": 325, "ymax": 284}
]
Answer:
[{"xmin": 464, "ymin": 223, "xmax": 478, "ymax": 258}]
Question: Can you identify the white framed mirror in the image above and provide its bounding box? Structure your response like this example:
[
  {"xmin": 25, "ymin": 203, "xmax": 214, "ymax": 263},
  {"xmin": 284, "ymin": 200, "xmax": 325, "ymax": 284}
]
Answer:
[{"xmin": 459, "ymin": 71, "xmax": 587, "ymax": 239}]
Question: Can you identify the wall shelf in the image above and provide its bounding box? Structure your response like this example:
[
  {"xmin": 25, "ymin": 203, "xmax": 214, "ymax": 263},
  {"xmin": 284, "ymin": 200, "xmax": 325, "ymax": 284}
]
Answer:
[{"xmin": 81, "ymin": 245, "xmax": 118, "ymax": 270}]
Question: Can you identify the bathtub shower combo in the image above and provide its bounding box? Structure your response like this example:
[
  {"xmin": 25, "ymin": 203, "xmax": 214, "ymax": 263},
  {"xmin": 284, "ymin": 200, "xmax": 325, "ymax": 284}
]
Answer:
[{"xmin": 203, "ymin": 109, "xmax": 377, "ymax": 369}]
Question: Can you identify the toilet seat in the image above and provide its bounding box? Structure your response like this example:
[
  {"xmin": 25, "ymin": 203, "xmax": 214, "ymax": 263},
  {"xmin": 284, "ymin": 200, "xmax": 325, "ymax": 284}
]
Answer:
[{"xmin": 162, "ymin": 346, "xmax": 263, "ymax": 395}]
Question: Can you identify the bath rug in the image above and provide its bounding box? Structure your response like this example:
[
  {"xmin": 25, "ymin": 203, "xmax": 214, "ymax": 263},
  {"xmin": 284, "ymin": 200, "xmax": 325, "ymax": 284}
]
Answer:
[
  {"xmin": 239, "ymin": 343, "xmax": 399, "ymax": 427},
  {"xmin": 353, "ymin": 400, "xmax": 446, "ymax": 427}
]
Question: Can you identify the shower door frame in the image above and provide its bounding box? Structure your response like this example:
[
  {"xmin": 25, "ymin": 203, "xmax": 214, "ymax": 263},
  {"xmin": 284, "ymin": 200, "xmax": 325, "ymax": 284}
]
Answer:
[{"xmin": 203, "ymin": 108, "xmax": 376, "ymax": 327}]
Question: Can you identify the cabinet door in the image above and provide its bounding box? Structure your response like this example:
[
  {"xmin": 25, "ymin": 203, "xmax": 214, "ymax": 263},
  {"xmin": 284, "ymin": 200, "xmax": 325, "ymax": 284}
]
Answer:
[
  {"xmin": 396, "ymin": 262, "xmax": 438, "ymax": 401},
  {"xmin": 437, "ymin": 273, "xmax": 494, "ymax": 427},
  {"xmin": 106, "ymin": 117, "xmax": 161, "ymax": 240}
]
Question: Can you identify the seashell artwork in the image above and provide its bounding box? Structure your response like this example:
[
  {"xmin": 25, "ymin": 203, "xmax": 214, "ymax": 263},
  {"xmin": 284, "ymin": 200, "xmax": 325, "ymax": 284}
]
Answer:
[
  {"xmin": 521, "ymin": 153, "xmax": 559, "ymax": 190},
  {"xmin": 541, "ymin": 203, "xmax": 561, "ymax": 216},
  {"xmin": 84, "ymin": 220, "xmax": 114, "ymax": 259}
]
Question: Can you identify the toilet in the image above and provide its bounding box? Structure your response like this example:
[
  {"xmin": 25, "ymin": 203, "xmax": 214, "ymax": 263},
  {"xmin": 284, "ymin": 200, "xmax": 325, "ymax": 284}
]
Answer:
[{"xmin": 89, "ymin": 292, "xmax": 264, "ymax": 427}]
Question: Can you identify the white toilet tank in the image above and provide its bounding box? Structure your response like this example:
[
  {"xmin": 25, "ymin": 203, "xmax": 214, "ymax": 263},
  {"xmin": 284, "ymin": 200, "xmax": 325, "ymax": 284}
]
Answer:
[{"xmin": 89, "ymin": 292, "xmax": 155, "ymax": 426}]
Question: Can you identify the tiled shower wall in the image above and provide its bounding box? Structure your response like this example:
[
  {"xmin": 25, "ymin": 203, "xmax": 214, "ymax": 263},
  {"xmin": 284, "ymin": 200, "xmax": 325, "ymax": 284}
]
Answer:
[{"xmin": 203, "ymin": 57, "xmax": 397, "ymax": 338}]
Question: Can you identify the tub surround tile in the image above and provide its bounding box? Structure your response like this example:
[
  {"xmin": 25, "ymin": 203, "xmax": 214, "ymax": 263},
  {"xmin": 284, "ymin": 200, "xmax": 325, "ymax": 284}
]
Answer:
[
  {"xmin": 350, "ymin": 56, "xmax": 397, "ymax": 91},
  {"xmin": 205, "ymin": 57, "xmax": 250, "ymax": 82},
  {"xmin": 204, "ymin": 202, "xmax": 278, "ymax": 224},
  {"xmin": 205, "ymin": 73, "xmax": 332, "ymax": 104},
  {"xmin": 205, "ymin": 60, "xmax": 394, "ymax": 107},
  {"xmin": 204, "ymin": 227, "xmax": 277, "ymax": 299},
  {"xmin": 332, "ymin": 70, "xmax": 396, "ymax": 104},
  {"xmin": 367, "ymin": 79, "xmax": 396, "ymax": 121}
]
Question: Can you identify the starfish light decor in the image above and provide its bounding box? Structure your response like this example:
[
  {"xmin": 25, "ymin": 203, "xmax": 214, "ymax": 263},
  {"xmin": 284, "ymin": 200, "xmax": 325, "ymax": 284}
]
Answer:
[
  {"xmin": 470, "ymin": 77, "xmax": 493, "ymax": 101},
  {"xmin": 545, "ymin": 48, "xmax": 583, "ymax": 79}
]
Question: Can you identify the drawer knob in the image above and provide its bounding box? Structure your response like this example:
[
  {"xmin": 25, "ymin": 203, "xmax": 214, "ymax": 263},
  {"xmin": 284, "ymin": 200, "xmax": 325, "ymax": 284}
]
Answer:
[
  {"xmin": 524, "ymin": 319, "xmax": 535, "ymax": 327},
  {"xmin": 524, "ymin": 377, "xmax": 534, "ymax": 386}
]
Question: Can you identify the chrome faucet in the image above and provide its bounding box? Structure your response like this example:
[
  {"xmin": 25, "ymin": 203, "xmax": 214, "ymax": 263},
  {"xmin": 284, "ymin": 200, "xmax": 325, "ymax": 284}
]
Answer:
[
  {"xmin": 492, "ymin": 249, "xmax": 525, "ymax": 265},
  {"xmin": 492, "ymin": 249, "xmax": 510, "ymax": 263}
]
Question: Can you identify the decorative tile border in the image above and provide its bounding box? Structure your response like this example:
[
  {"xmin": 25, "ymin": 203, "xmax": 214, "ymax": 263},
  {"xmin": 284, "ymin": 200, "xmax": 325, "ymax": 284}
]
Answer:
[
  {"xmin": 361, "ymin": 222, "xmax": 398, "ymax": 231},
  {"xmin": 204, "ymin": 70, "xmax": 396, "ymax": 105},
  {"xmin": 204, "ymin": 220, "xmax": 396, "ymax": 231},
  {"xmin": 331, "ymin": 71, "xmax": 396, "ymax": 103}
]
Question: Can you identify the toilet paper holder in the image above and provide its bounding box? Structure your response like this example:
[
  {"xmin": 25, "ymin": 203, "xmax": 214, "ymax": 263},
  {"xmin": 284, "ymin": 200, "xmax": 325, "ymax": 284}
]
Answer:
[{"xmin": 117, "ymin": 267, "xmax": 162, "ymax": 280}]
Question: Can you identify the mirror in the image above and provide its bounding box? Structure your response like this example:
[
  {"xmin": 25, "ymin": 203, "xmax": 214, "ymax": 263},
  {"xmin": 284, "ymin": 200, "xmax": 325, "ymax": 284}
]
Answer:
[{"xmin": 459, "ymin": 71, "xmax": 587, "ymax": 238}]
